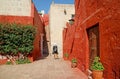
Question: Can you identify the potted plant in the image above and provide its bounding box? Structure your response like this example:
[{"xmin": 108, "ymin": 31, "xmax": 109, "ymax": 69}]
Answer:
[
  {"xmin": 64, "ymin": 53, "xmax": 69, "ymax": 60},
  {"xmin": 71, "ymin": 58, "xmax": 77, "ymax": 68},
  {"xmin": 90, "ymin": 57, "xmax": 104, "ymax": 79}
]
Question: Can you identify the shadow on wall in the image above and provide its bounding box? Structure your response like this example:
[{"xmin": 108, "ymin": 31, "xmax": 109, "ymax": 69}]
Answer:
[{"xmin": 42, "ymin": 29, "xmax": 49, "ymax": 58}]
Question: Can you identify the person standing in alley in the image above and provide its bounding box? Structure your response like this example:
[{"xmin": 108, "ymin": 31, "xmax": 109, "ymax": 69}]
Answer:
[{"xmin": 52, "ymin": 43, "xmax": 58, "ymax": 59}]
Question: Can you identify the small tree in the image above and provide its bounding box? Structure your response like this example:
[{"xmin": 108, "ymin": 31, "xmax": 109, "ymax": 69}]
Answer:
[{"xmin": 0, "ymin": 23, "xmax": 36, "ymax": 63}]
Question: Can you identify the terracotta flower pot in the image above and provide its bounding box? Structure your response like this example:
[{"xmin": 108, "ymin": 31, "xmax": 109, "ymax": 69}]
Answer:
[
  {"xmin": 92, "ymin": 70, "xmax": 103, "ymax": 79},
  {"xmin": 71, "ymin": 63, "xmax": 77, "ymax": 68}
]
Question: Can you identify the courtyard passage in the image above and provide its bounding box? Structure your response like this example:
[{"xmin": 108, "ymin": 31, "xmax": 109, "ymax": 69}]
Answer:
[{"xmin": 0, "ymin": 56, "xmax": 87, "ymax": 79}]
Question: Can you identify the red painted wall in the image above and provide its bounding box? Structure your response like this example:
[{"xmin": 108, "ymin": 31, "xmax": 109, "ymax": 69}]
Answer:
[
  {"xmin": 0, "ymin": 3, "xmax": 44, "ymax": 61},
  {"xmin": 0, "ymin": 15, "xmax": 33, "ymax": 25},
  {"xmin": 63, "ymin": 0, "xmax": 120, "ymax": 79},
  {"xmin": 63, "ymin": 23, "xmax": 76, "ymax": 59},
  {"xmin": 32, "ymin": 3, "xmax": 44, "ymax": 60},
  {"xmin": 42, "ymin": 14, "xmax": 49, "ymax": 26}
]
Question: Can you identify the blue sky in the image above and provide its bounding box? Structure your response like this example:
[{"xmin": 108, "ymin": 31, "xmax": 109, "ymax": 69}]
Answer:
[{"xmin": 32, "ymin": 0, "xmax": 74, "ymax": 13}]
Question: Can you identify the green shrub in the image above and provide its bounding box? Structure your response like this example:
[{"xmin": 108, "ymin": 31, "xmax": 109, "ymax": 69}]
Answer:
[
  {"xmin": 6, "ymin": 61, "xmax": 12, "ymax": 65},
  {"xmin": 6, "ymin": 58, "xmax": 31, "ymax": 65},
  {"xmin": 0, "ymin": 23, "xmax": 36, "ymax": 56},
  {"xmin": 71, "ymin": 58, "xmax": 77, "ymax": 63},
  {"xmin": 64, "ymin": 53, "xmax": 69, "ymax": 58},
  {"xmin": 16, "ymin": 58, "xmax": 31, "ymax": 64},
  {"xmin": 90, "ymin": 57, "xmax": 104, "ymax": 71}
]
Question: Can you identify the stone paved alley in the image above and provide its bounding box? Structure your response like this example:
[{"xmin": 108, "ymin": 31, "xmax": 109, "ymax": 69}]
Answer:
[{"xmin": 0, "ymin": 56, "xmax": 87, "ymax": 79}]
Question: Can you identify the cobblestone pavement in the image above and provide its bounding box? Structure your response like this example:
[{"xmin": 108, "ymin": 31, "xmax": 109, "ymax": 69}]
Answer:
[{"xmin": 0, "ymin": 56, "xmax": 88, "ymax": 79}]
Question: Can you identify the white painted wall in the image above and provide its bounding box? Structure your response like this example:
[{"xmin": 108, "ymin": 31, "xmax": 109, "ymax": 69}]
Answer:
[
  {"xmin": 0, "ymin": 0, "xmax": 31, "ymax": 16},
  {"xmin": 49, "ymin": 3, "xmax": 75, "ymax": 58}
]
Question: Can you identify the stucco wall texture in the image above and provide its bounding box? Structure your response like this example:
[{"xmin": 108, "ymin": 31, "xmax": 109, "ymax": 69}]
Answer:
[
  {"xmin": 63, "ymin": 0, "xmax": 120, "ymax": 79},
  {"xmin": 49, "ymin": 3, "xmax": 75, "ymax": 58},
  {"xmin": 0, "ymin": 0, "xmax": 31, "ymax": 16},
  {"xmin": 0, "ymin": 1, "xmax": 44, "ymax": 61}
]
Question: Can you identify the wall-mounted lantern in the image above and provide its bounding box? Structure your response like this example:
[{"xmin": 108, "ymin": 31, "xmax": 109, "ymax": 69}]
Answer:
[{"xmin": 69, "ymin": 18, "xmax": 74, "ymax": 25}]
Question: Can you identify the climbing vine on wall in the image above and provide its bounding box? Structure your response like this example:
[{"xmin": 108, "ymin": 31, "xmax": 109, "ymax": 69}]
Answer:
[{"xmin": 0, "ymin": 23, "xmax": 36, "ymax": 56}]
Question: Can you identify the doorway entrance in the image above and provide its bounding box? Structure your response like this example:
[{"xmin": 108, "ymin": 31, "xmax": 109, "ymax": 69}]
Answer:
[{"xmin": 87, "ymin": 23, "xmax": 100, "ymax": 68}]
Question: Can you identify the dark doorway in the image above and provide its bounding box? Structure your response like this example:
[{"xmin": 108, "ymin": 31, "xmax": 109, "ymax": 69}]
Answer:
[
  {"xmin": 87, "ymin": 23, "xmax": 100, "ymax": 68},
  {"xmin": 43, "ymin": 35, "xmax": 49, "ymax": 58}
]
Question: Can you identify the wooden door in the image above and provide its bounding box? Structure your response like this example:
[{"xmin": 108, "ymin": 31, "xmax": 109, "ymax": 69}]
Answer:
[{"xmin": 87, "ymin": 24, "xmax": 100, "ymax": 68}]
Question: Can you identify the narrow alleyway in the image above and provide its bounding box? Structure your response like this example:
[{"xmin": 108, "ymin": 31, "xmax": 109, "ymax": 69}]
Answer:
[{"xmin": 0, "ymin": 56, "xmax": 87, "ymax": 79}]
